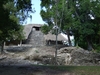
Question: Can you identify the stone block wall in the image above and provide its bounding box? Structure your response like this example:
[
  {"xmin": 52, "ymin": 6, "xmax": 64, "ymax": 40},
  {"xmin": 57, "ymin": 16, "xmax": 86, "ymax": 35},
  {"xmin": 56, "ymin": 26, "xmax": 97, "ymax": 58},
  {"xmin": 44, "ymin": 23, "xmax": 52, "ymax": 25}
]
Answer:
[{"xmin": 26, "ymin": 30, "xmax": 45, "ymax": 47}]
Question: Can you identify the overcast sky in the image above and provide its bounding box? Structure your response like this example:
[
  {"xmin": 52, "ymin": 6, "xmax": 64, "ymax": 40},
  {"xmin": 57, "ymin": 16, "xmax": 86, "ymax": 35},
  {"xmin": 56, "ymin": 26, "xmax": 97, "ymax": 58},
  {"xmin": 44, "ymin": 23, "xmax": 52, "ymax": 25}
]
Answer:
[{"xmin": 26, "ymin": 0, "xmax": 45, "ymax": 24}]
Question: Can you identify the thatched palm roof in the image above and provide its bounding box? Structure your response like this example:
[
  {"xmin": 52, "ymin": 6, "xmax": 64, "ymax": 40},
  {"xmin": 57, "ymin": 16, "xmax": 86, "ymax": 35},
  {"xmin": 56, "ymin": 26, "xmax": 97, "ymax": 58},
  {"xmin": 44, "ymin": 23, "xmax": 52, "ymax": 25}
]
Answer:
[
  {"xmin": 23, "ymin": 24, "xmax": 43, "ymax": 39},
  {"xmin": 44, "ymin": 33, "xmax": 68, "ymax": 41},
  {"xmin": 23, "ymin": 24, "xmax": 68, "ymax": 41}
]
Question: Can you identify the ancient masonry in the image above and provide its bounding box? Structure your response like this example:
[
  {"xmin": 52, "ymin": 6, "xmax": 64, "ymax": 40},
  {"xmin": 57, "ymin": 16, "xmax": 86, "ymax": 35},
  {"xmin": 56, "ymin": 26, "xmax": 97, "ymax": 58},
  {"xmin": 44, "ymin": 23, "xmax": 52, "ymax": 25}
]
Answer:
[{"xmin": 26, "ymin": 29, "xmax": 45, "ymax": 47}]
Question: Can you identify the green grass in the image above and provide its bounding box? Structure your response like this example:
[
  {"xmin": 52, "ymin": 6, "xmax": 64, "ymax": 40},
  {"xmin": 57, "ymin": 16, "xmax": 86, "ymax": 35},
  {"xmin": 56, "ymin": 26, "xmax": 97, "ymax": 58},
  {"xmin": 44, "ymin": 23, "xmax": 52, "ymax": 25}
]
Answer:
[
  {"xmin": 38, "ymin": 65, "xmax": 100, "ymax": 75},
  {"xmin": 52, "ymin": 66, "xmax": 100, "ymax": 75}
]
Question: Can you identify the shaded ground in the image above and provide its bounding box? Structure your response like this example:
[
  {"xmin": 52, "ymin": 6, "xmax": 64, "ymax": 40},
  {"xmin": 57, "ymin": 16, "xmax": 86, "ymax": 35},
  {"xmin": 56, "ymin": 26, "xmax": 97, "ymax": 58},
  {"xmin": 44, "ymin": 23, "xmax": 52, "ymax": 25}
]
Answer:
[
  {"xmin": 0, "ymin": 65, "xmax": 100, "ymax": 75},
  {"xmin": 0, "ymin": 65, "xmax": 72, "ymax": 75},
  {"xmin": 0, "ymin": 46, "xmax": 72, "ymax": 75}
]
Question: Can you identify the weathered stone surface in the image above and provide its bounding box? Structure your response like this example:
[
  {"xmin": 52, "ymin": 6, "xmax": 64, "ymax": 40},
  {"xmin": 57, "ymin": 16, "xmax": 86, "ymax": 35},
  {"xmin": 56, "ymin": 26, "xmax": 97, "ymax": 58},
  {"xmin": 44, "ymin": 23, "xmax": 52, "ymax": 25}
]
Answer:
[
  {"xmin": 26, "ymin": 30, "xmax": 45, "ymax": 47},
  {"xmin": 58, "ymin": 47, "xmax": 77, "ymax": 53},
  {"xmin": 58, "ymin": 47, "xmax": 100, "ymax": 66},
  {"xmin": 1, "ymin": 46, "xmax": 100, "ymax": 66},
  {"xmin": 70, "ymin": 48, "xmax": 93, "ymax": 65},
  {"xmin": 5, "ymin": 45, "xmax": 33, "ymax": 52}
]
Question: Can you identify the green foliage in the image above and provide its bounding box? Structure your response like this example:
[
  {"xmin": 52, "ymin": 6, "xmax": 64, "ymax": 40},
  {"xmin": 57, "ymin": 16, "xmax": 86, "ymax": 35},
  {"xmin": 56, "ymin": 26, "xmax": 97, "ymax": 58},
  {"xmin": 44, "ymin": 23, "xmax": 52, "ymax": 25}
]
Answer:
[
  {"xmin": 93, "ymin": 44, "xmax": 100, "ymax": 53},
  {"xmin": 0, "ymin": 0, "xmax": 33, "ymax": 40},
  {"xmin": 40, "ymin": 0, "xmax": 100, "ymax": 50},
  {"xmin": 8, "ymin": 25, "xmax": 25, "ymax": 41},
  {"xmin": 46, "ymin": 65, "xmax": 100, "ymax": 75},
  {"xmin": 0, "ymin": 30, "xmax": 2, "ymax": 35},
  {"xmin": 41, "ymin": 24, "xmax": 53, "ymax": 34},
  {"xmin": 70, "ymin": 0, "xmax": 100, "ymax": 50},
  {"xmin": 0, "ymin": 0, "xmax": 33, "ymax": 52}
]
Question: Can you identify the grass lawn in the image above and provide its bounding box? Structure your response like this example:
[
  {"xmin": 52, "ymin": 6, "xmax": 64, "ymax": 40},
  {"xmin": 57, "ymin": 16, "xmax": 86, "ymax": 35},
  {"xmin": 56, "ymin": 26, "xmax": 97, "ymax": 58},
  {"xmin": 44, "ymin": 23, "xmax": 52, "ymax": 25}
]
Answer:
[{"xmin": 43, "ymin": 65, "xmax": 100, "ymax": 75}]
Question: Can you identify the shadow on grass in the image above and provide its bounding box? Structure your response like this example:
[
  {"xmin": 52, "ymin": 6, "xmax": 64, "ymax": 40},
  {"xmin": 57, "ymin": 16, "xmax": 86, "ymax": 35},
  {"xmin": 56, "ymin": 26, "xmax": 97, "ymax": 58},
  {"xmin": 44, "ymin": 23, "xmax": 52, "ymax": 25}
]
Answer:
[
  {"xmin": 0, "ymin": 64, "xmax": 100, "ymax": 75},
  {"xmin": 0, "ymin": 64, "xmax": 75, "ymax": 75}
]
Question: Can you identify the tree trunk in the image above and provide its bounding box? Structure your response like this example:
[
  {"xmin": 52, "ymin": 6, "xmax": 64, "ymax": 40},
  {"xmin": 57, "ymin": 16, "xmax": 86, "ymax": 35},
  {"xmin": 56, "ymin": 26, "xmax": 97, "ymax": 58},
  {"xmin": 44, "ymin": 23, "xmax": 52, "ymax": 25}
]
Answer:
[
  {"xmin": 86, "ymin": 36, "xmax": 93, "ymax": 51},
  {"xmin": 66, "ymin": 31, "xmax": 72, "ymax": 46},
  {"xmin": 0, "ymin": 41, "xmax": 4, "ymax": 54},
  {"xmin": 76, "ymin": 42, "xmax": 79, "ymax": 47},
  {"xmin": 20, "ymin": 40, "xmax": 22, "ymax": 46},
  {"xmin": 99, "ymin": 35, "xmax": 100, "ymax": 44}
]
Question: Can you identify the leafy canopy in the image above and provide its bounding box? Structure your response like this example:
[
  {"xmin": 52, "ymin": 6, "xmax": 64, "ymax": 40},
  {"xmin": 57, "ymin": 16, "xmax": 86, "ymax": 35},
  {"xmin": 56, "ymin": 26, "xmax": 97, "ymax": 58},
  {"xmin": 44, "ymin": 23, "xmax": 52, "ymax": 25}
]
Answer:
[
  {"xmin": 40, "ymin": 0, "xmax": 100, "ymax": 51},
  {"xmin": 0, "ymin": 0, "xmax": 33, "ymax": 42}
]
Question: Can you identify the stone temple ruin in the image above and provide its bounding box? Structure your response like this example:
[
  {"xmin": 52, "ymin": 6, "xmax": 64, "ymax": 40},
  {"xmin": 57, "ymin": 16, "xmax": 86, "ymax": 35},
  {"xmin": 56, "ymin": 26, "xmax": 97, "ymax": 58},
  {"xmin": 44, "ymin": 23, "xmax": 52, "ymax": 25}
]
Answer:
[
  {"xmin": 23, "ymin": 24, "xmax": 68, "ymax": 47},
  {"xmin": 25, "ymin": 24, "xmax": 45, "ymax": 47},
  {"xmin": 5, "ymin": 24, "xmax": 69, "ymax": 47}
]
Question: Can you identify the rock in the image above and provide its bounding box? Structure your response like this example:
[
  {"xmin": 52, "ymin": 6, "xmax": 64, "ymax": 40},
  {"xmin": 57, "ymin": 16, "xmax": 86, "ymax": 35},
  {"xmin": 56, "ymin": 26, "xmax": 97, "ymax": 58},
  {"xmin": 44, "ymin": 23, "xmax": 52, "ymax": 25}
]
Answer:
[
  {"xmin": 57, "ymin": 53, "xmax": 71, "ymax": 65},
  {"xmin": 0, "ymin": 56, "xmax": 7, "ymax": 60},
  {"xmin": 58, "ymin": 47, "xmax": 76, "ymax": 54},
  {"xmin": 70, "ymin": 48, "xmax": 94, "ymax": 65},
  {"xmin": 2, "ymin": 45, "xmax": 100, "ymax": 66},
  {"xmin": 41, "ymin": 55, "xmax": 55, "ymax": 65},
  {"xmin": 58, "ymin": 47, "xmax": 100, "ymax": 66},
  {"xmin": 5, "ymin": 45, "xmax": 32, "ymax": 52}
]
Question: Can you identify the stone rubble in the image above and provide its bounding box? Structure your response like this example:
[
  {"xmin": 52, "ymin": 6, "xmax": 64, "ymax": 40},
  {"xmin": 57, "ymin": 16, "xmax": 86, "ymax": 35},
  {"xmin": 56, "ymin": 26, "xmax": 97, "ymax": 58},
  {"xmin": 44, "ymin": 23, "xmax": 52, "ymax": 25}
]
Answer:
[{"xmin": 0, "ymin": 46, "xmax": 100, "ymax": 66}]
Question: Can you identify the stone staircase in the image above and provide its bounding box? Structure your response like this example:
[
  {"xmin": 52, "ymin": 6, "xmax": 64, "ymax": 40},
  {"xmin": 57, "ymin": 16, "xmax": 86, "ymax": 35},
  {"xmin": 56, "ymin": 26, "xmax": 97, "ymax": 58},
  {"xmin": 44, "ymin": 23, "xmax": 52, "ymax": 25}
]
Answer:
[{"xmin": 26, "ymin": 30, "xmax": 45, "ymax": 47}]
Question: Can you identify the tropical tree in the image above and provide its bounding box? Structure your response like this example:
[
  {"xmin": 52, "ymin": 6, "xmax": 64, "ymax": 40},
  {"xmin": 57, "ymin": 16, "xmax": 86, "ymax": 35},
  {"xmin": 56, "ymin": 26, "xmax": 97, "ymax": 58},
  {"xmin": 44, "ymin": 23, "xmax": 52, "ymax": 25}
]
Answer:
[
  {"xmin": 41, "ymin": 0, "xmax": 74, "ymax": 65},
  {"xmin": 40, "ymin": 0, "xmax": 100, "ymax": 51},
  {"xmin": 0, "ymin": 0, "xmax": 33, "ymax": 53},
  {"xmin": 70, "ymin": 0, "xmax": 100, "ymax": 50},
  {"xmin": 40, "ymin": 0, "xmax": 74, "ymax": 46}
]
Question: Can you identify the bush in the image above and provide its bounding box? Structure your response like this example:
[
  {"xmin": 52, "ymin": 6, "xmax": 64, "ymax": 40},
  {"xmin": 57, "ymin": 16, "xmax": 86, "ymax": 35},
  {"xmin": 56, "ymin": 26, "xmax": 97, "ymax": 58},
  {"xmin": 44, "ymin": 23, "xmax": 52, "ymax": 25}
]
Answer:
[{"xmin": 93, "ymin": 44, "xmax": 100, "ymax": 53}]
